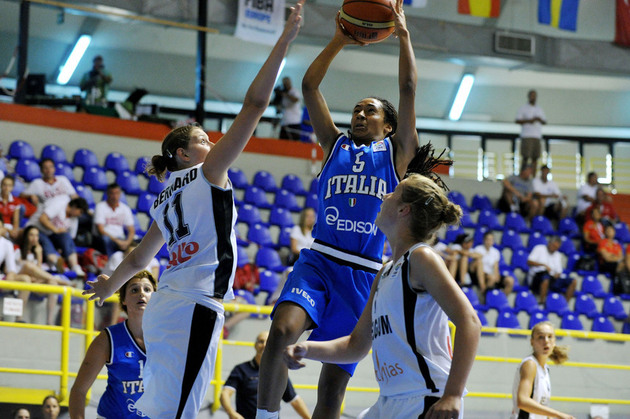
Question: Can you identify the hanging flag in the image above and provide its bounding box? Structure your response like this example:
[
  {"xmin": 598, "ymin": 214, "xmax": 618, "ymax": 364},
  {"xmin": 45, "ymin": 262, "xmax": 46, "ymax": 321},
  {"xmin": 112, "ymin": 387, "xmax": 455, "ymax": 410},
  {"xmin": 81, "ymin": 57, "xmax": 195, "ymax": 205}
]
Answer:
[
  {"xmin": 538, "ymin": 0, "xmax": 580, "ymax": 31},
  {"xmin": 235, "ymin": 0, "xmax": 286, "ymax": 45},
  {"xmin": 615, "ymin": 0, "xmax": 630, "ymax": 47},
  {"xmin": 457, "ymin": 0, "xmax": 501, "ymax": 18},
  {"xmin": 403, "ymin": 0, "xmax": 428, "ymax": 7}
]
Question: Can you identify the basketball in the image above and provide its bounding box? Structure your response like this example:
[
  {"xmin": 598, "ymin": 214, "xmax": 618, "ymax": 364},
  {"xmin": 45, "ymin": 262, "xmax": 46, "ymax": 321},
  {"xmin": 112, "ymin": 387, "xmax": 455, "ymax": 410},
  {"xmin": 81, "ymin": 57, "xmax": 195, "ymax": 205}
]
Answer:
[{"xmin": 340, "ymin": 0, "xmax": 396, "ymax": 44}]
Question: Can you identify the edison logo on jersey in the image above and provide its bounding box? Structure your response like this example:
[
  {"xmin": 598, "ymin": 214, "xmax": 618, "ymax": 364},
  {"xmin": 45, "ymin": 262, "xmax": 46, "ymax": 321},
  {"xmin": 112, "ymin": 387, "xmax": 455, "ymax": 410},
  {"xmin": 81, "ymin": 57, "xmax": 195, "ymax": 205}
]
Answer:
[
  {"xmin": 325, "ymin": 206, "xmax": 378, "ymax": 236},
  {"xmin": 324, "ymin": 174, "xmax": 387, "ymax": 200}
]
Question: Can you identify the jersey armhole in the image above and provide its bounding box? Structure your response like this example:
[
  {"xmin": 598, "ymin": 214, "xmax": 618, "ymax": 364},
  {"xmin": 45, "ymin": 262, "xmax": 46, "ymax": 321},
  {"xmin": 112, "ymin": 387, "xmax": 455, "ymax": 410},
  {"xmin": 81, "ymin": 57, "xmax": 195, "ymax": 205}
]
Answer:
[{"xmin": 104, "ymin": 328, "xmax": 114, "ymax": 365}]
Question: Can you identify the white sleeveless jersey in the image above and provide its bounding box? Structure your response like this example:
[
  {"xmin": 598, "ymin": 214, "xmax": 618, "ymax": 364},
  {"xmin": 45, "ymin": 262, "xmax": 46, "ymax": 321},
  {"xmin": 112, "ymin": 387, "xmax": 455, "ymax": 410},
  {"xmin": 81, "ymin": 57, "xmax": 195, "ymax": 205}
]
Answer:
[
  {"xmin": 149, "ymin": 164, "xmax": 237, "ymax": 302},
  {"xmin": 371, "ymin": 243, "xmax": 455, "ymax": 397},
  {"xmin": 510, "ymin": 355, "xmax": 551, "ymax": 419}
]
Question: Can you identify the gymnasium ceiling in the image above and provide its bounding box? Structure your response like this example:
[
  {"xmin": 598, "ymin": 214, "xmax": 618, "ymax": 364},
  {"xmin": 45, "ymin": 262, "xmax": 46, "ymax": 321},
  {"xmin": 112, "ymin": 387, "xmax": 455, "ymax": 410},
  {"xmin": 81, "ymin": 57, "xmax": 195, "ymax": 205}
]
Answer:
[{"xmin": 1, "ymin": 0, "xmax": 630, "ymax": 127}]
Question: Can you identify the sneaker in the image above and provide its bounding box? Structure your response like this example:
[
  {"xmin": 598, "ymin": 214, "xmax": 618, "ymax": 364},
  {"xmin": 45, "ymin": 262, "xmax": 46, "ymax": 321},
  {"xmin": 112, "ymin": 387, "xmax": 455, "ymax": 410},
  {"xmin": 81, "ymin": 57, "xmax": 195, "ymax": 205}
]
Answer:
[{"xmin": 72, "ymin": 265, "xmax": 85, "ymax": 278}]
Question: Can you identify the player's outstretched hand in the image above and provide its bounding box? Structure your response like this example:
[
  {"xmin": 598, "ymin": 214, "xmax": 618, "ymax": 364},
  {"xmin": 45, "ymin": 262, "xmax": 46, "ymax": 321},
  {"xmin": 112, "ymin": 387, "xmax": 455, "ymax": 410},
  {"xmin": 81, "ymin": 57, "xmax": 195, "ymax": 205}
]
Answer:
[
  {"xmin": 280, "ymin": 0, "xmax": 305, "ymax": 44},
  {"xmin": 83, "ymin": 274, "xmax": 114, "ymax": 306},
  {"xmin": 391, "ymin": 0, "xmax": 408, "ymax": 38},
  {"xmin": 284, "ymin": 343, "xmax": 308, "ymax": 370}
]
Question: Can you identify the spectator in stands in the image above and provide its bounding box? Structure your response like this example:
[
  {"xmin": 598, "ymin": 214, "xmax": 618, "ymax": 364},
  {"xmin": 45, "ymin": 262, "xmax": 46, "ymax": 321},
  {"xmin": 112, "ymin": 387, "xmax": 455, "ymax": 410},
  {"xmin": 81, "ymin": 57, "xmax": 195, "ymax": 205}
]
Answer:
[
  {"xmin": 21, "ymin": 158, "xmax": 77, "ymax": 206},
  {"xmin": 597, "ymin": 224, "xmax": 623, "ymax": 281},
  {"xmin": 583, "ymin": 207, "xmax": 605, "ymax": 254},
  {"xmin": 0, "ymin": 235, "xmax": 32, "ymax": 322},
  {"xmin": 80, "ymin": 55, "xmax": 113, "ymax": 106},
  {"xmin": 11, "ymin": 408, "xmax": 31, "ymax": 419},
  {"xmin": 472, "ymin": 231, "xmax": 515, "ymax": 297},
  {"xmin": 584, "ymin": 187, "xmax": 619, "ymax": 227},
  {"xmin": 449, "ymin": 233, "xmax": 483, "ymax": 288},
  {"xmin": 527, "ymin": 236, "xmax": 576, "ymax": 305},
  {"xmin": 0, "ymin": 175, "xmax": 34, "ymax": 241},
  {"xmin": 93, "ymin": 183, "xmax": 135, "ymax": 256},
  {"xmin": 515, "ymin": 90, "xmax": 546, "ymax": 177},
  {"xmin": 41, "ymin": 395, "xmax": 61, "ymax": 419},
  {"xmin": 532, "ymin": 165, "xmax": 567, "ymax": 223},
  {"xmin": 69, "ymin": 270, "xmax": 156, "ymax": 419},
  {"xmin": 498, "ymin": 164, "xmax": 539, "ymax": 222},
  {"xmin": 276, "ymin": 77, "xmax": 303, "ymax": 141},
  {"xmin": 220, "ymin": 331, "xmax": 311, "ymax": 419},
  {"xmin": 26, "ymin": 196, "xmax": 89, "ymax": 277},
  {"xmin": 288, "ymin": 207, "xmax": 315, "ymax": 266},
  {"xmin": 575, "ymin": 171, "xmax": 600, "ymax": 225},
  {"xmin": 16, "ymin": 225, "xmax": 78, "ymax": 325}
]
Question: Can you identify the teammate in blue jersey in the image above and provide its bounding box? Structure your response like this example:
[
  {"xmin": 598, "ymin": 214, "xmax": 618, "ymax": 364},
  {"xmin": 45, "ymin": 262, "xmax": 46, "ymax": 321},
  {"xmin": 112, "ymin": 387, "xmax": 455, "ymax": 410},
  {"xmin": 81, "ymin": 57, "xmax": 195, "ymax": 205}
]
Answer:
[
  {"xmin": 69, "ymin": 270, "xmax": 157, "ymax": 419},
  {"xmin": 257, "ymin": 1, "xmax": 419, "ymax": 418},
  {"xmin": 83, "ymin": 4, "xmax": 304, "ymax": 417}
]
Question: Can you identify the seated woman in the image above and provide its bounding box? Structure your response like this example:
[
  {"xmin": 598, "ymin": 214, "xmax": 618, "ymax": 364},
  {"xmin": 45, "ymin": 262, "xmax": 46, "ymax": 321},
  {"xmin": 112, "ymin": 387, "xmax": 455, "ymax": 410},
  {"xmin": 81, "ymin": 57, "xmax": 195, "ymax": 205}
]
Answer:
[
  {"xmin": 448, "ymin": 233, "xmax": 483, "ymax": 289},
  {"xmin": 583, "ymin": 207, "xmax": 605, "ymax": 254},
  {"xmin": 597, "ymin": 224, "xmax": 623, "ymax": 281}
]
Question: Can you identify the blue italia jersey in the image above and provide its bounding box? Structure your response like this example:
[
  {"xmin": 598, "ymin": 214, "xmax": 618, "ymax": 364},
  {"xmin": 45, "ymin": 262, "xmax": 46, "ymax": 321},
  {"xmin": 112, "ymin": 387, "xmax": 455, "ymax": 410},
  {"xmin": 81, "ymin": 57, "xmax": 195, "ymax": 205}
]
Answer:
[
  {"xmin": 97, "ymin": 321, "xmax": 148, "ymax": 418},
  {"xmin": 312, "ymin": 134, "xmax": 400, "ymax": 270}
]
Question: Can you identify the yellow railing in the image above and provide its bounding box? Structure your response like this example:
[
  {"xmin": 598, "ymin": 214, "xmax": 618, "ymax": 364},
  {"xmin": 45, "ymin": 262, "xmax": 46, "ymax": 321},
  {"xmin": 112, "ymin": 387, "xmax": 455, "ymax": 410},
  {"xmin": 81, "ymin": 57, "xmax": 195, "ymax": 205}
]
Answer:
[{"xmin": 1, "ymin": 281, "xmax": 630, "ymax": 410}]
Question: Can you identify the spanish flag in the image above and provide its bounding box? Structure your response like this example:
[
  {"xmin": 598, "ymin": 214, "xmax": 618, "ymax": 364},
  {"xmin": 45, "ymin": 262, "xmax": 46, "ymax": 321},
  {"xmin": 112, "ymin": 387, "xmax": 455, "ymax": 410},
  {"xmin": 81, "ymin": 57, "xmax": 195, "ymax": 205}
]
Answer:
[
  {"xmin": 538, "ymin": 0, "xmax": 581, "ymax": 31},
  {"xmin": 458, "ymin": 0, "xmax": 501, "ymax": 18}
]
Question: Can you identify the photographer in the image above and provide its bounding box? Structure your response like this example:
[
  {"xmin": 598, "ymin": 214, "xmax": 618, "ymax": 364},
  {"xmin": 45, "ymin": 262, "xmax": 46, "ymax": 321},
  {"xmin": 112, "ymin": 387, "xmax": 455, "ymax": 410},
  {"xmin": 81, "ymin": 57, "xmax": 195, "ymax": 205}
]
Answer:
[
  {"xmin": 275, "ymin": 76, "xmax": 303, "ymax": 141},
  {"xmin": 80, "ymin": 55, "xmax": 113, "ymax": 106}
]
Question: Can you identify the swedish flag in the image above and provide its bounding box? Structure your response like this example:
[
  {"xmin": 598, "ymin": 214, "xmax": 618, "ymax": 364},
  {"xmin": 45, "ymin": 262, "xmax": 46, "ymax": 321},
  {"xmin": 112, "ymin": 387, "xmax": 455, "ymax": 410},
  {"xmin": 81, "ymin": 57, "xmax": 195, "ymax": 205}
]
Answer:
[{"xmin": 538, "ymin": 0, "xmax": 581, "ymax": 31}]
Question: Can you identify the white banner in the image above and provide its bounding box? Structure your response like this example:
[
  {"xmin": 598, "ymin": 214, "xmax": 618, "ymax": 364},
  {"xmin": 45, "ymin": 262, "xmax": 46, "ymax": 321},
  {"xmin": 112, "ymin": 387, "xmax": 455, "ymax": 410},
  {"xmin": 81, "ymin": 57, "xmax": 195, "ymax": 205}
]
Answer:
[
  {"xmin": 3, "ymin": 297, "xmax": 23, "ymax": 317},
  {"xmin": 235, "ymin": 0, "xmax": 287, "ymax": 45}
]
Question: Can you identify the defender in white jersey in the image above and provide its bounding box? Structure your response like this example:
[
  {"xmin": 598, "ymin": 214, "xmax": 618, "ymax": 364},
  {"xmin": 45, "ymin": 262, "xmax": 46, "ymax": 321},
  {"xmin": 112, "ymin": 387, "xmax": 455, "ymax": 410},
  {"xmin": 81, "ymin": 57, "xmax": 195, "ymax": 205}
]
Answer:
[
  {"xmin": 511, "ymin": 321, "xmax": 574, "ymax": 419},
  {"xmin": 285, "ymin": 172, "xmax": 482, "ymax": 419},
  {"xmin": 84, "ymin": 6, "xmax": 304, "ymax": 418}
]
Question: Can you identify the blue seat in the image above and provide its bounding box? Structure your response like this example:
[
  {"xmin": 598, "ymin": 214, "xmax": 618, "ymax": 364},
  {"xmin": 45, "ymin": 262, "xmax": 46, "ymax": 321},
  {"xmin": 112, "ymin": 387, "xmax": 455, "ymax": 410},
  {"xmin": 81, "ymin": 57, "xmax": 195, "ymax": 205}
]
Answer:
[
  {"xmin": 528, "ymin": 311, "xmax": 550, "ymax": 329},
  {"xmin": 134, "ymin": 156, "xmax": 151, "ymax": 177},
  {"xmin": 55, "ymin": 162, "xmax": 74, "ymax": 181},
  {"xmin": 309, "ymin": 177, "xmax": 319, "ymax": 195},
  {"xmin": 531, "ymin": 215, "xmax": 555, "ymax": 235},
  {"xmin": 591, "ymin": 315, "xmax": 615, "ymax": 333},
  {"xmin": 74, "ymin": 184, "xmax": 95, "ymax": 209},
  {"xmin": 471, "ymin": 194, "xmax": 494, "ymax": 212},
  {"xmin": 237, "ymin": 204, "xmax": 263, "ymax": 226},
  {"xmin": 148, "ymin": 175, "xmax": 168, "ymax": 195},
  {"xmin": 477, "ymin": 210, "xmax": 502, "ymax": 230},
  {"xmin": 8, "ymin": 140, "xmax": 35, "ymax": 160},
  {"xmin": 136, "ymin": 192, "xmax": 157, "ymax": 215},
  {"xmin": 15, "ymin": 159, "xmax": 41, "ymax": 182},
  {"xmin": 274, "ymin": 189, "xmax": 302, "ymax": 212},
  {"xmin": 460, "ymin": 211, "xmax": 476, "ymax": 228},
  {"xmin": 558, "ymin": 235, "xmax": 577, "ymax": 255},
  {"xmin": 12, "ymin": 177, "xmax": 25, "ymax": 196},
  {"xmin": 623, "ymin": 322, "xmax": 630, "ymax": 334},
  {"xmin": 268, "ymin": 206, "xmax": 294, "ymax": 228},
  {"xmin": 514, "ymin": 290, "xmax": 539, "ymax": 315},
  {"xmin": 41, "ymin": 144, "xmax": 68, "ymax": 164},
  {"xmin": 72, "ymin": 148, "xmax": 99, "ymax": 169},
  {"xmin": 476, "ymin": 310, "xmax": 489, "ymax": 327},
  {"xmin": 500, "ymin": 229, "xmax": 524, "ymax": 251},
  {"xmin": 602, "ymin": 296, "xmax": 627, "ymax": 320},
  {"xmin": 486, "ymin": 289, "xmax": 511, "ymax": 312},
  {"xmin": 527, "ymin": 231, "xmax": 548, "ymax": 251},
  {"xmin": 558, "ymin": 217, "xmax": 580, "ymax": 238},
  {"xmin": 581, "ymin": 275, "xmax": 608, "ymax": 298},
  {"xmin": 237, "ymin": 245, "xmax": 250, "ymax": 268},
  {"xmin": 304, "ymin": 193, "xmax": 318, "ymax": 211},
  {"xmin": 277, "ymin": 226, "xmax": 293, "ymax": 249},
  {"xmin": 82, "ymin": 166, "xmax": 108, "ymax": 191},
  {"xmin": 235, "ymin": 227, "xmax": 249, "ymax": 248},
  {"xmin": 545, "ymin": 292, "xmax": 570, "ymax": 315},
  {"xmin": 561, "ymin": 313, "xmax": 584, "ymax": 331},
  {"xmin": 243, "ymin": 186, "xmax": 272, "ymax": 209},
  {"xmin": 504, "ymin": 212, "xmax": 529, "ymax": 233},
  {"xmin": 472, "ymin": 226, "xmax": 490, "ymax": 247},
  {"xmin": 462, "ymin": 286, "xmax": 484, "ymax": 311},
  {"xmin": 234, "ymin": 288, "xmax": 256, "ymax": 305},
  {"xmin": 496, "ymin": 309, "xmax": 521, "ymax": 329},
  {"xmin": 614, "ymin": 222, "xmax": 630, "ymax": 244},
  {"xmin": 247, "ymin": 223, "xmax": 274, "ymax": 248},
  {"xmin": 281, "ymin": 174, "xmax": 307, "ymax": 196},
  {"xmin": 574, "ymin": 294, "xmax": 599, "ymax": 318},
  {"xmin": 156, "ymin": 243, "xmax": 169, "ymax": 259},
  {"xmin": 510, "ymin": 248, "xmax": 530, "ymax": 274},
  {"xmin": 444, "ymin": 225, "xmax": 465, "ymax": 244},
  {"xmin": 104, "ymin": 152, "xmax": 130, "ymax": 175},
  {"xmin": 253, "ymin": 170, "xmax": 278, "ymax": 193},
  {"xmin": 448, "ymin": 190, "xmax": 469, "ymax": 212},
  {"xmin": 117, "ymin": 171, "xmax": 143, "ymax": 195},
  {"xmin": 255, "ymin": 247, "xmax": 286, "ymax": 273},
  {"xmin": 259, "ymin": 269, "xmax": 281, "ymax": 295},
  {"xmin": 228, "ymin": 167, "xmax": 249, "ymax": 190}
]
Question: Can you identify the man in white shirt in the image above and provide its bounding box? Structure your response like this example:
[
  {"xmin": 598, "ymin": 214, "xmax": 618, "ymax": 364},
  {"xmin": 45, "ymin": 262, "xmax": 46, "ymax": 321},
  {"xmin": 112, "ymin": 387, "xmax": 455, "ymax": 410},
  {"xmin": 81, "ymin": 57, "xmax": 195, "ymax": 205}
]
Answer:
[
  {"xmin": 21, "ymin": 158, "xmax": 77, "ymax": 205},
  {"xmin": 516, "ymin": 90, "xmax": 546, "ymax": 177},
  {"xmin": 93, "ymin": 183, "xmax": 135, "ymax": 256},
  {"xmin": 576, "ymin": 171, "xmax": 600, "ymax": 224},
  {"xmin": 277, "ymin": 77, "xmax": 304, "ymax": 141},
  {"xmin": 26, "ymin": 196, "xmax": 89, "ymax": 277},
  {"xmin": 527, "ymin": 237, "xmax": 576, "ymax": 305},
  {"xmin": 532, "ymin": 165, "xmax": 567, "ymax": 222},
  {"xmin": 472, "ymin": 231, "xmax": 514, "ymax": 297}
]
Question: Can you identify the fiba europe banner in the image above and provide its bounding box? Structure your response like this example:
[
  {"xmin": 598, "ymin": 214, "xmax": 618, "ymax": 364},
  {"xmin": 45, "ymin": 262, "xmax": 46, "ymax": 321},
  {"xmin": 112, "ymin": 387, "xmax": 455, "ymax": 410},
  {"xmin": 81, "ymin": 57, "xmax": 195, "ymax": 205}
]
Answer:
[{"xmin": 235, "ymin": 0, "xmax": 287, "ymax": 45}]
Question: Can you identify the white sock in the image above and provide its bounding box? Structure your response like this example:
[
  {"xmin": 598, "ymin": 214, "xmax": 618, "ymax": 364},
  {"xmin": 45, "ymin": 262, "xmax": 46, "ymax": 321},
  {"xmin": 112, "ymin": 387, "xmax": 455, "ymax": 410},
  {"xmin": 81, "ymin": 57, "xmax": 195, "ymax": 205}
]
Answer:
[{"xmin": 255, "ymin": 408, "xmax": 279, "ymax": 419}]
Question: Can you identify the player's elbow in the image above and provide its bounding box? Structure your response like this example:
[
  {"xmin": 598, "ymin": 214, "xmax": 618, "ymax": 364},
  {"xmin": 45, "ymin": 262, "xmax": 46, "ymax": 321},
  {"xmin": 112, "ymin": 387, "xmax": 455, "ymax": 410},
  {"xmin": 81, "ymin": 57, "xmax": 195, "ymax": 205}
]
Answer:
[{"xmin": 399, "ymin": 78, "xmax": 416, "ymax": 95}]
